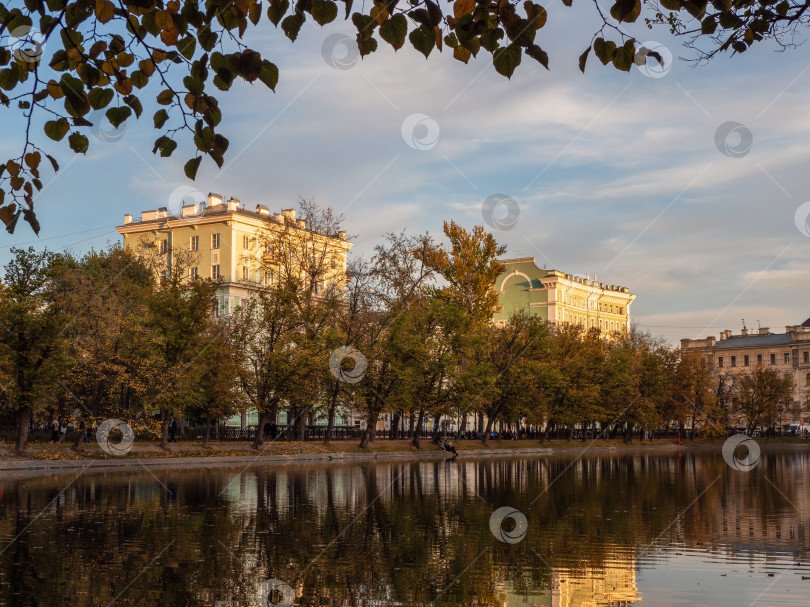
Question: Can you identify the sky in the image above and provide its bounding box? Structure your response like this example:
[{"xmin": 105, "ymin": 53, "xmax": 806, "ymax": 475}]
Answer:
[{"xmin": 2, "ymin": 4, "xmax": 810, "ymax": 345}]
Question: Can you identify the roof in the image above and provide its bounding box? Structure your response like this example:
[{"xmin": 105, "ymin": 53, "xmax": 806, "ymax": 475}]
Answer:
[
  {"xmin": 803, "ymin": 317, "xmax": 810, "ymax": 328},
  {"xmin": 714, "ymin": 334, "xmax": 794, "ymax": 349}
]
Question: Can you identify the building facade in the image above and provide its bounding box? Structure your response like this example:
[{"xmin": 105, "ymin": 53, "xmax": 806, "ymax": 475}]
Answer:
[
  {"xmin": 493, "ymin": 257, "xmax": 636, "ymax": 333},
  {"xmin": 116, "ymin": 193, "xmax": 352, "ymax": 315},
  {"xmin": 681, "ymin": 320, "xmax": 810, "ymax": 424}
]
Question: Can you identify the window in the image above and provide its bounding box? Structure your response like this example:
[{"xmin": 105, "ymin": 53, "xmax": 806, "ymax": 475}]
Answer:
[
  {"xmin": 242, "ymin": 266, "xmax": 249, "ymax": 280},
  {"xmin": 757, "ymin": 354, "xmax": 762, "ymax": 365},
  {"xmin": 718, "ymin": 356, "xmax": 724, "ymax": 368},
  {"xmin": 771, "ymin": 353, "xmax": 776, "ymax": 365},
  {"xmin": 212, "ymin": 264, "xmax": 220, "ymax": 279},
  {"xmin": 264, "ymin": 270, "xmax": 274, "ymax": 286},
  {"xmin": 243, "ymin": 235, "xmax": 250, "ymax": 249},
  {"xmin": 806, "ymin": 372, "xmax": 810, "ymax": 386},
  {"xmin": 211, "ymin": 233, "xmax": 220, "ymax": 249},
  {"xmin": 190, "ymin": 267, "xmax": 198, "ymax": 279},
  {"xmin": 331, "ymin": 259, "xmax": 337, "ymax": 269},
  {"xmin": 618, "ymin": 307, "xmax": 623, "ymax": 315},
  {"xmin": 805, "ymin": 351, "xmax": 809, "ymax": 363},
  {"xmin": 731, "ymin": 356, "xmax": 736, "ymax": 367},
  {"xmin": 190, "ymin": 236, "xmax": 199, "ymax": 251},
  {"xmin": 744, "ymin": 355, "xmax": 749, "ymax": 366},
  {"xmin": 158, "ymin": 240, "xmax": 168, "ymax": 254},
  {"xmin": 785, "ymin": 353, "xmax": 790, "ymax": 364}
]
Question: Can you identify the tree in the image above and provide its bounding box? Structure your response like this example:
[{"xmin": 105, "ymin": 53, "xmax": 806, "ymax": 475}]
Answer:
[
  {"xmin": 0, "ymin": 247, "xmax": 66, "ymax": 454},
  {"xmin": 734, "ymin": 365, "xmax": 794, "ymax": 435},
  {"xmin": 674, "ymin": 351, "xmax": 718, "ymax": 439},
  {"xmin": 2, "ymin": 0, "xmax": 799, "ymax": 234},
  {"xmin": 55, "ymin": 245, "xmax": 157, "ymax": 451},
  {"xmin": 143, "ymin": 247, "xmax": 219, "ymax": 448},
  {"xmin": 186, "ymin": 324, "xmax": 241, "ymax": 448}
]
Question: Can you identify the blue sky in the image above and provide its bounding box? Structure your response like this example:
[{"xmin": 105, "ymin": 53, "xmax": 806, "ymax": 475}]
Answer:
[{"xmin": 2, "ymin": 5, "xmax": 810, "ymax": 344}]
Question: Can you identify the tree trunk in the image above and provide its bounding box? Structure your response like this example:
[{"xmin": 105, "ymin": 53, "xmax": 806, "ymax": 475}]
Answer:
[
  {"xmin": 295, "ymin": 409, "xmax": 306, "ymax": 441},
  {"xmin": 71, "ymin": 423, "xmax": 86, "ymax": 453},
  {"xmin": 581, "ymin": 420, "xmax": 588, "ymax": 442},
  {"xmin": 391, "ymin": 412, "xmax": 401, "ymax": 440},
  {"xmin": 253, "ymin": 412, "xmax": 268, "ymax": 450},
  {"xmin": 482, "ymin": 415, "xmax": 494, "ymax": 446},
  {"xmin": 160, "ymin": 409, "xmax": 169, "ymax": 449},
  {"xmin": 15, "ymin": 409, "xmax": 31, "ymax": 456},
  {"xmin": 359, "ymin": 422, "xmax": 375, "ymax": 450},
  {"xmin": 325, "ymin": 402, "xmax": 336, "ymax": 444},
  {"xmin": 412, "ymin": 409, "xmax": 424, "ymax": 448},
  {"xmin": 203, "ymin": 416, "xmax": 210, "ymax": 448}
]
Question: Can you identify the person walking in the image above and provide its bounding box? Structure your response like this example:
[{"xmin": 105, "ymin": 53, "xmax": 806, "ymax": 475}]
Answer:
[
  {"xmin": 58, "ymin": 420, "xmax": 67, "ymax": 443},
  {"xmin": 168, "ymin": 416, "xmax": 178, "ymax": 443}
]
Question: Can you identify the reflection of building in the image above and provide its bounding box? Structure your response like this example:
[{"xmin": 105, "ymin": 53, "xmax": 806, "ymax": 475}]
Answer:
[
  {"xmin": 493, "ymin": 258, "xmax": 636, "ymax": 334},
  {"xmin": 494, "ymin": 557, "xmax": 639, "ymax": 607},
  {"xmin": 681, "ymin": 319, "xmax": 810, "ymax": 424},
  {"xmin": 551, "ymin": 560, "xmax": 639, "ymax": 607}
]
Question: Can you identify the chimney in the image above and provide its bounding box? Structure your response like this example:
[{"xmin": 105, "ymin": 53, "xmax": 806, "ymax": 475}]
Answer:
[
  {"xmin": 741, "ymin": 327, "xmax": 748, "ymax": 337},
  {"xmin": 124, "ymin": 214, "xmax": 133, "ymax": 224},
  {"xmin": 181, "ymin": 203, "xmax": 198, "ymax": 218},
  {"xmin": 282, "ymin": 209, "xmax": 296, "ymax": 223},
  {"xmin": 207, "ymin": 192, "xmax": 224, "ymax": 207},
  {"xmin": 157, "ymin": 207, "xmax": 168, "ymax": 219},
  {"xmin": 759, "ymin": 327, "xmax": 770, "ymax": 335},
  {"xmin": 719, "ymin": 331, "xmax": 726, "ymax": 341},
  {"xmin": 296, "ymin": 219, "xmax": 306, "ymax": 229},
  {"xmin": 256, "ymin": 204, "xmax": 270, "ymax": 216},
  {"xmin": 338, "ymin": 230, "xmax": 346, "ymax": 240},
  {"xmin": 680, "ymin": 338, "xmax": 691, "ymax": 350},
  {"xmin": 227, "ymin": 197, "xmax": 240, "ymax": 211},
  {"xmin": 141, "ymin": 210, "xmax": 158, "ymax": 221},
  {"xmin": 273, "ymin": 213, "xmax": 283, "ymax": 223}
]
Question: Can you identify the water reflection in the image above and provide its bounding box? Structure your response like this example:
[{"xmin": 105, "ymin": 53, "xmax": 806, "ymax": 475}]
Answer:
[{"xmin": 1, "ymin": 448, "xmax": 810, "ymax": 606}]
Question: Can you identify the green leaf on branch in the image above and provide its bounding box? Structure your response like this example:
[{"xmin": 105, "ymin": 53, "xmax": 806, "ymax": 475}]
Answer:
[
  {"xmin": 106, "ymin": 106, "xmax": 132, "ymax": 128},
  {"xmin": 311, "ymin": 0, "xmax": 339, "ymax": 25},
  {"xmin": 612, "ymin": 41, "xmax": 635, "ymax": 71},
  {"xmin": 153, "ymin": 109, "xmax": 169, "ymax": 128},
  {"xmin": 579, "ymin": 46, "xmax": 590, "ymax": 73},
  {"xmin": 68, "ymin": 132, "xmax": 89, "ymax": 154},
  {"xmin": 44, "ymin": 118, "xmax": 70, "ymax": 141},
  {"xmin": 184, "ymin": 156, "xmax": 202, "ymax": 180},
  {"xmin": 493, "ymin": 44, "xmax": 522, "ymax": 78},
  {"xmin": 609, "ymin": 0, "xmax": 641, "ymax": 22},
  {"xmin": 593, "ymin": 38, "xmax": 616, "ymax": 65},
  {"xmin": 409, "ymin": 27, "xmax": 435, "ymax": 59},
  {"xmin": 525, "ymin": 44, "xmax": 549, "ymax": 70},
  {"xmin": 153, "ymin": 136, "xmax": 178, "ymax": 157},
  {"xmin": 379, "ymin": 13, "xmax": 407, "ymax": 50},
  {"xmin": 259, "ymin": 60, "xmax": 279, "ymax": 90},
  {"xmin": 282, "ymin": 14, "xmax": 305, "ymax": 41}
]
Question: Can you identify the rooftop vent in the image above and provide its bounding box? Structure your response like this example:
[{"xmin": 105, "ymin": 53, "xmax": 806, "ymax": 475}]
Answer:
[
  {"xmin": 338, "ymin": 230, "xmax": 346, "ymax": 240},
  {"xmin": 142, "ymin": 210, "xmax": 159, "ymax": 221},
  {"xmin": 256, "ymin": 204, "xmax": 271, "ymax": 216},
  {"xmin": 182, "ymin": 203, "xmax": 199, "ymax": 218},
  {"xmin": 208, "ymin": 192, "xmax": 224, "ymax": 207},
  {"xmin": 227, "ymin": 197, "xmax": 240, "ymax": 211},
  {"xmin": 124, "ymin": 214, "xmax": 133, "ymax": 224}
]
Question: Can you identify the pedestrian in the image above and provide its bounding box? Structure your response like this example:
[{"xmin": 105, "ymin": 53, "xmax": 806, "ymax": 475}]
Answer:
[
  {"xmin": 168, "ymin": 416, "xmax": 178, "ymax": 443},
  {"xmin": 58, "ymin": 420, "xmax": 67, "ymax": 443},
  {"xmin": 50, "ymin": 419, "xmax": 59, "ymax": 442}
]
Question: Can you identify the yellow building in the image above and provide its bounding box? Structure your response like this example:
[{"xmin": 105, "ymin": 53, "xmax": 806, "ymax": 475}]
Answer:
[
  {"xmin": 493, "ymin": 258, "xmax": 636, "ymax": 334},
  {"xmin": 116, "ymin": 193, "xmax": 352, "ymax": 315}
]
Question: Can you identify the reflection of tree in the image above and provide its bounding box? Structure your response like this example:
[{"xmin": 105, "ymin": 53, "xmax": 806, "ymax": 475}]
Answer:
[{"xmin": 2, "ymin": 451, "xmax": 810, "ymax": 605}]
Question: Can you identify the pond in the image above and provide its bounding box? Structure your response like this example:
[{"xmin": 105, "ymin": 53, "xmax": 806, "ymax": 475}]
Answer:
[{"xmin": 1, "ymin": 446, "xmax": 809, "ymax": 606}]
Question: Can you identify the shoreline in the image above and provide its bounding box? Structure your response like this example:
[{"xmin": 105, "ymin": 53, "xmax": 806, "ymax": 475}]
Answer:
[{"xmin": 1, "ymin": 439, "xmax": 807, "ymax": 478}]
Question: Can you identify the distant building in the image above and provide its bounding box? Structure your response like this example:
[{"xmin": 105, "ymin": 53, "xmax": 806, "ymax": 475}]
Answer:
[
  {"xmin": 493, "ymin": 257, "xmax": 636, "ymax": 334},
  {"xmin": 681, "ymin": 320, "xmax": 810, "ymax": 423},
  {"xmin": 116, "ymin": 192, "xmax": 352, "ymax": 316}
]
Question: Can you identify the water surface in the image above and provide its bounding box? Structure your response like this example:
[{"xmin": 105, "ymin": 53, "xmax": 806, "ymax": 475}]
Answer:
[{"xmin": 2, "ymin": 447, "xmax": 809, "ymax": 606}]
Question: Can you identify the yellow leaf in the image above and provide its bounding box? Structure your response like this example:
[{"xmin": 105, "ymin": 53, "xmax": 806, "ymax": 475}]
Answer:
[
  {"xmin": 370, "ymin": 4, "xmax": 389, "ymax": 25},
  {"xmin": 453, "ymin": 45, "xmax": 471, "ymax": 63},
  {"xmin": 435, "ymin": 26, "xmax": 442, "ymax": 52},
  {"xmin": 454, "ymin": 0, "xmax": 475, "ymax": 18},
  {"xmin": 95, "ymin": 0, "xmax": 115, "ymax": 23}
]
